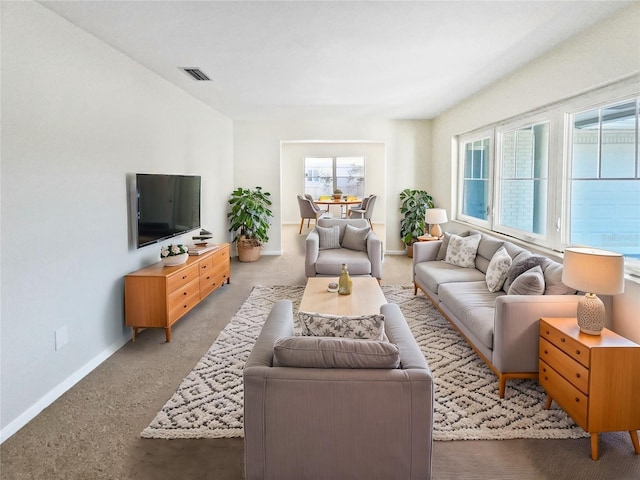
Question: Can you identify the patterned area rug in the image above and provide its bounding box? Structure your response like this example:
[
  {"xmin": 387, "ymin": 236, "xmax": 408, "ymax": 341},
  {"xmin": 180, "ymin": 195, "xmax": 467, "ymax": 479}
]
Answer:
[{"xmin": 141, "ymin": 285, "xmax": 588, "ymax": 441}]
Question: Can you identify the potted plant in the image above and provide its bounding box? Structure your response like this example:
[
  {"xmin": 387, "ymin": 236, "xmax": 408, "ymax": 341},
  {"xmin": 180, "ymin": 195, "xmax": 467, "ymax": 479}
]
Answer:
[
  {"xmin": 227, "ymin": 186, "xmax": 273, "ymax": 262},
  {"xmin": 399, "ymin": 188, "xmax": 434, "ymax": 257},
  {"xmin": 333, "ymin": 188, "xmax": 343, "ymax": 200}
]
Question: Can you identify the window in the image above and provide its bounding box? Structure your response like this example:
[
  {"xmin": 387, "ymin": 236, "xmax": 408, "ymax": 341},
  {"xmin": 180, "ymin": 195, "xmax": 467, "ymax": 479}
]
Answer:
[
  {"xmin": 496, "ymin": 122, "xmax": 549, "ymax": 238},
  {"xmin": 304, "ymin": 157, "xmax": 365, "ymax": 198},
  {"xmin": 455, "ymin": 79, "xmax": 639, "ymax": 270},
  {"xmin": 568, "ymin": 99, "xmax": 640, "ymax": 260},
  {"xmin": 458, "ymin": 134, "xmax": 492, "ymax": 229}
]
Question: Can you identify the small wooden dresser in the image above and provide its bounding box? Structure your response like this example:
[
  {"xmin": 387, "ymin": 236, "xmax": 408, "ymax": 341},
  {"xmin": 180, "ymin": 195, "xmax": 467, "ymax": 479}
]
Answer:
[
  {"xmin": 539, "ymin": 317, "xmax": 640, "ymax": 460},
  {"xmin": 125, "ymin": 243, "xmax": 230, "ymax": 342}
]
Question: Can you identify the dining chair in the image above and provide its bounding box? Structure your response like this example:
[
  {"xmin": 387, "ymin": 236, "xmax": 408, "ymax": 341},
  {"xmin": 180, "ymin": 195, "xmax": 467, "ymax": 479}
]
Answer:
[
  {"xmin": 349, "ymin": 194, "xmax": 377, "ymax": 227},
  {"xmin": 297, "ymin": 195, "xmax": 324, "ymax": 234}
]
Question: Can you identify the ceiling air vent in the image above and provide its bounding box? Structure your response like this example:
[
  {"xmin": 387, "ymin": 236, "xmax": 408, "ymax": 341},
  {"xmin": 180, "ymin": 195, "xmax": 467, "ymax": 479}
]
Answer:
[{"xmin": 180, "ymin": 67, "xmax": 211, "ymax": 81}]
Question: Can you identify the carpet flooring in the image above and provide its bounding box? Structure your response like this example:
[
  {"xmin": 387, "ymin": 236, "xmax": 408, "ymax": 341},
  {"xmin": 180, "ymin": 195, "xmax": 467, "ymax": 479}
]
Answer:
[{"xmin": 142, "ymin": 285, "xmax": 587, "ymax": 441}]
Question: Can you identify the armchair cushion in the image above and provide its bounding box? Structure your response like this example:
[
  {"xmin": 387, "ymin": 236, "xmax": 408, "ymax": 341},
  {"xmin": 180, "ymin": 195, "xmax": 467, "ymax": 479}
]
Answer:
[
  {"xmin": 299, "ymin": 311, "xmax": 385, "ymax": 340},
  {"xmin": 317, "ymin": 225, "xmax": 340, "ymax": 250},
  {"xmin": 273, "ymin": 336, "xmax": 400, "ymax": 369},
  {"xmin": 341, "ymin": 224, "xmax": 370, "ymax": 252}
]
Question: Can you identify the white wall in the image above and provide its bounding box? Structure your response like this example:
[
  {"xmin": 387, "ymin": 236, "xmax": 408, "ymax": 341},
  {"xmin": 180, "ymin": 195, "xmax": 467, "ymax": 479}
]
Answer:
[
  {"xmin": 234, "ymin": 119, "xmax": 432, "ymax": 253},
  {"xmin": 0, "ymin": 2, "xmax": 234, "ymax": 440},
  {"xmin": 430, "ymin": 3, "xmax": 640, "ymax": 341}
]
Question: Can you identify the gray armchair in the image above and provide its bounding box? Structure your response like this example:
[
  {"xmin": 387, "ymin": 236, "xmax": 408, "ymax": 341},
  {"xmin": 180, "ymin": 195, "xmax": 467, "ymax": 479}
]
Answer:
[
  {"xmin": 305, "ymin": 218, "xmax": 383, "ymax": 280},
  {"xmin": 297, "ymin": 194, "xmax": 324, "ymax": 234},
  {"xmin": 244, "ymin": 300, "xmax": 434, "ymax": 480},
  {"xmin": 349, "ymin": 194, "xmax": 377, "ymax": 227}
]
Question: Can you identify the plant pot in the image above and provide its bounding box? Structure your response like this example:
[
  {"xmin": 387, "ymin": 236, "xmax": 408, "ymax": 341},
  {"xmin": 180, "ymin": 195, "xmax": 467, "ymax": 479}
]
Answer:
[
  {"xmin": 237, "ymin": 239, "xmax": 262, "ymax": 262},
  {"xmin": 407, "ymin": 244, "xmax": 413, "ymax": 258},
  {"xmin": 161, "ymin": 253, "xmax": 189, "ymax": 266}
]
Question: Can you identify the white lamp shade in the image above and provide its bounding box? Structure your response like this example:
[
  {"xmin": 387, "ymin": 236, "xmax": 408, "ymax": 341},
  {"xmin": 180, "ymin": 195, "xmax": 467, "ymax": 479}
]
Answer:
[
  {"xmin": 425, "ymin": 208, "xmax": 448, "ymax": 225},
  {"xmin": 562, "ymin": 247, "xmax": 624, "ymax": 295}
]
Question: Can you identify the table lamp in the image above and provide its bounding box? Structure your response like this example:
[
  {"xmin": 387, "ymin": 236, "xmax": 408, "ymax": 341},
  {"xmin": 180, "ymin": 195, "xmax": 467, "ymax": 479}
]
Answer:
[
  {"xmin": 561, "ymin": 247, "xmax": 625, "ymax": 335},
  {"xmin": 425, "ymin": 208, "xmax": 448, "ymax": 238}
]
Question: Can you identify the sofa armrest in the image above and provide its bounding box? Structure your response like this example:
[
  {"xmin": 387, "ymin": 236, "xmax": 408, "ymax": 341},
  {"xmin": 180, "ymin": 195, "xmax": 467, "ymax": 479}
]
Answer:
[
  {"xmin": 412, "ymin": 241, "xmax": 441, "ymax": 267},
  {"xmin": 245, "ymin": 300, "xmax": 294, "ymax": 369},
  {"xmin": 382, "ymin": 303, "xmax": 430, "ymax": 371},
  {"xmin": 492, "ymin": 295, "xmax": 581, "ymax": 373},
  {"xmin": 305, "ymin": 230, "xmax": 320, "ymax": 277},
  {"xmin": 366, "ymin": 230, "xmax": 383, "ymax": 279}
]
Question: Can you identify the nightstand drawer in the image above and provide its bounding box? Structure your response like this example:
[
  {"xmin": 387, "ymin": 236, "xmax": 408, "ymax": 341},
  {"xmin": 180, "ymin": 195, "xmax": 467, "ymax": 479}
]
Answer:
[
  {"xmin": 539, "ymin": 338, "xmax": 589, "ymax": 394},
  {"xmin": 539, "ymin": 359, "xmax": 588, "ymax": 428},
  {"xmin": 540, "ymin": 321, "xmax": 590, "ymax": 368}
]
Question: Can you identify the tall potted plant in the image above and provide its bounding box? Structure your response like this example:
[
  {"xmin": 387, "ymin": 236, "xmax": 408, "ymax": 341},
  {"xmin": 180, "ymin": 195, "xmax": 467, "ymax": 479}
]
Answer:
[
  {"xmin": 227, "ymin": 186, "xmax": 273, "ymax": 262},
  {"xmin": 399, "ymin": 188, "xmax": 434, "ymax": 257}
]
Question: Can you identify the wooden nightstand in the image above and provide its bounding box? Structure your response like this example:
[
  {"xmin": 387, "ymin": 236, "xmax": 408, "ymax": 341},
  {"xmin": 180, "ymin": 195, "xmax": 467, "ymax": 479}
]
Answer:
[{"xmin": 539, "ymin": 317, "xmax": 640, "ymax": 460}]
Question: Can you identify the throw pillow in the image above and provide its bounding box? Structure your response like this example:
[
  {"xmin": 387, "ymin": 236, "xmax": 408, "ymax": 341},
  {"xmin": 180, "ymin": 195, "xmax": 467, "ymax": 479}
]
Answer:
[
  {"xmin": 485, "ymin": 246, "xmax": 512, "ymax": 293},
  {"xmin": 298, "ymin": 311, "xmax": 385, "ymax": 341},
  {"xmin": 341, "ymin": 224, "xmax": 370, "ymax": 252},
  {"xmin": 444, "ymin": 233, "xmax": 481, "ymax": 268},
  {"xmin": 316, "ymin": 225, "xmax": 340, "ymax": 250},
  {"xmin": 508, "ymin": 266, "xmax": 545, "ymax": 295},
  {"xmin": 273, "ymin": 336, "xmax": 400, "ymax": 369},
  {"xmin": 503, "ymin": 255, "xmax": 547, "ymax": 292},
  {"xmin": 543, "ymin": 261, "xmax": 578, "ymax": 295}
]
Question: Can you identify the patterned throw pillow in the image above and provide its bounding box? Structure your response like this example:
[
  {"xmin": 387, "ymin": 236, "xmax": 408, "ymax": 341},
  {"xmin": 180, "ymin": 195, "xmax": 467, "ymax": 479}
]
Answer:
[
  {"xmin": 341, "ymin": 224, "xmax": 370, "ymax": 252},
  {"xmin": 316, "ymin": 225, "xmax": 340, "ymax": 250},
  {"xmin": 444, "ymin": 233, "xmax": 481, "ymax": 268},
  {"xmin": 298, "ymin": 311, "xmax": 385, "ymax": 341},
  {"xmin": 508, "ymin": 266, "xmax": 545, "ymax": 295},
  {"xmin": 485, "ymin": 246, "xmax": 512, "ymax": 293}
]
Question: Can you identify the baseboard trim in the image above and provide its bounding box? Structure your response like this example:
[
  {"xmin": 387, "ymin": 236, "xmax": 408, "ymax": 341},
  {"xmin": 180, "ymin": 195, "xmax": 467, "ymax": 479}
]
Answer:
[{"xmin": 0, "ymin": 335, "xmax": 130, "ymax": 444}]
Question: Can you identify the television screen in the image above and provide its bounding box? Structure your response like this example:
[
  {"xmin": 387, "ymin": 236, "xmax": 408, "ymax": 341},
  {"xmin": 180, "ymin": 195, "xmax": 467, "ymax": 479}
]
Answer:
[{"xmin": 136, "ymin": 174, "xmax": 201, "ymax": 248}]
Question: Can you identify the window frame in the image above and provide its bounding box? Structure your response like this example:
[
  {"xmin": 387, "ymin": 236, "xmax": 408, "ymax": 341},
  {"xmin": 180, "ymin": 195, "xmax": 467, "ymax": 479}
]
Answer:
[{"xmin": 453, "ymin": 76, "xmax": 640, "ymax": 271}]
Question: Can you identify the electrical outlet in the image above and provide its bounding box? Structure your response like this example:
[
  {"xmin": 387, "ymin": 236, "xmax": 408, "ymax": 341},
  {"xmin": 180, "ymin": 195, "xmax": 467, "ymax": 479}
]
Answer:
[{"xmin": 55, "ymin": 326, "xmax": 69, "ymax": 351}]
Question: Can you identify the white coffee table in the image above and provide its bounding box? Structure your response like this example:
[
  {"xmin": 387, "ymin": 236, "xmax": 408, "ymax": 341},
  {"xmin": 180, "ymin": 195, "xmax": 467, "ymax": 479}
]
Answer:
[{"xmin": 299, "ymin": 277, "xmax": 387, "ymax": 315}]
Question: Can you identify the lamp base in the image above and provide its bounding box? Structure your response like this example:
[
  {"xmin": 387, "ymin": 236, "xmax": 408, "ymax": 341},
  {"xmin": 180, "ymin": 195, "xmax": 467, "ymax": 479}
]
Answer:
[
  {"xmin": 430, "ymin": 224, "xmax": 443, "ymax": 238},
  {"xmin": 577, "ymin": 293, "xmax": 605, "ymax": 335}
]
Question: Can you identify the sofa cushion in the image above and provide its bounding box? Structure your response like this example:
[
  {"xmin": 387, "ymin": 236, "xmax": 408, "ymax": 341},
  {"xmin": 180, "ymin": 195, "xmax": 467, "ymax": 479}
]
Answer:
[
  {"xmin": 273, "ymin": 336, "xmax": 400, "ymax": 369},
  {"xmin": 316, "ymin": 225, "xmax": 340, "ymax": 250},
  {"xmin": 475, "ymin": 235, "xmax": 505, "ymax": 273},
  {"xmin": 444, "ymin": 234, "xmax": 482, "ymax": 268},
  {"xmin": 298, "ymin": 311, "xmax": 385, "ymax": 340},
  {"xmin": 414, "ymin": 261, "xmax": 486, "ymax": 295},
  {"xmin": 503, "ymin": 255, "xmax": 547, "ymax": 292},
  {"xmin": 485, "ymin": 246, "xmax": 512, "ymax": 293},
  {"xmin": 438, "ymin": 281, "xmax": 501, "ymax": 351},
  {"xmin": 341, "ymin": 224, "xmax": 370, "ymax": 252},
  {"xmin": 542, "ymin": 261, "xmax": 577, "ymax": 295},
  {"xmin": 508, "ymin": 266, "xmax": 545, "ymax": 295},
  {"xmin": 315, "ymin": 249, "xmax": 371, "ymax": 275}
]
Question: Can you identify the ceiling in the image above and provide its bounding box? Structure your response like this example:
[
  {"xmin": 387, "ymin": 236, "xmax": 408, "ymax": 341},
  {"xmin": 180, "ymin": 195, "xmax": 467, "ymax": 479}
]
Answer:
[{"xmin": 40, "ymin": 1, "xmax": 630, "ymax": 121}]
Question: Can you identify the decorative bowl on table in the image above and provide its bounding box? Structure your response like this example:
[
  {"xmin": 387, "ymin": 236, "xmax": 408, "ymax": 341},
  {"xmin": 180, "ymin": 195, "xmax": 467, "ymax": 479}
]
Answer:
[{"xmin": 160, "ymin": 244, "xmax": 189, "ymax": 266}]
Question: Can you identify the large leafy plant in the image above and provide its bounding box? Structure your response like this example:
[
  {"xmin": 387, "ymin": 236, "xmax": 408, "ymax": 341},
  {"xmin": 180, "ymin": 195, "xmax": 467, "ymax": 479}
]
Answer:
[
  {"xmin": 227, "ymin": 186, "xmax": 273, "ymax": 245},
  {"xmin": 399, "ymin": 189, "xmax": 435, "ymax": 245}
]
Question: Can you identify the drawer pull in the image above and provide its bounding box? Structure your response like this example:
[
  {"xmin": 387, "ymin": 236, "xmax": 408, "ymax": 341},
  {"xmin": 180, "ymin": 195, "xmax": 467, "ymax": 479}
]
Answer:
[
  {"xmin": 544, "ymin": 350, "xmax": 548, "ymax": 355},
  {"xmin": 183, "ymin": 304, "xmax": 188, "ymax": 309},
  {"xmin": 576, "ymin": 350, "xmax": 581, "ymax": 355},
  {"xmin": 545, "ymin": 330, "xmax": 550, "ymax": 335},
  {"xmin": 561, "ymin": 337, "xmax": 566, "ymax": 343},
  {"xmin": 206, "ymin": 276, "xmax": 211, "ymax": 280},
  {"xmin": 576, "ymin": 373, "xmax": 580, "ymax": 378},
  {"xmin": 182, "ymin": 275, "xmax": 188, "ymax": 280},
  {"xmin": 183, "ymin": 292, "xmax": 187, "ymax": 296},
  {"xmin": 202, "ymin": 265, "xmax": 207, "ymax": 269},
  {"xmin": 575, "ymin": 397, "xmax": 580, "ymax": 403}
]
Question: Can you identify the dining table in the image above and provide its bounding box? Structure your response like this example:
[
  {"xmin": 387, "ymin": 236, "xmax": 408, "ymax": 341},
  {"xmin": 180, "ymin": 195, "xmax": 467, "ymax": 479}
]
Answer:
[{"xmin": 314, "ymin": 198, "xmax": 362, "ymax": 218}]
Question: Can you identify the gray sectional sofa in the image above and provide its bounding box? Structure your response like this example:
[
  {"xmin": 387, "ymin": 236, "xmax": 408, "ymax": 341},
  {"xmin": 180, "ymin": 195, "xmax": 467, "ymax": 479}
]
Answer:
[
  {"xmin": 244, "ymin": 300, "xmax": 434, "ymax": 480},
  {"xmin": 413, "ymin": 231, "xmax": 582, "ymax": 398}
]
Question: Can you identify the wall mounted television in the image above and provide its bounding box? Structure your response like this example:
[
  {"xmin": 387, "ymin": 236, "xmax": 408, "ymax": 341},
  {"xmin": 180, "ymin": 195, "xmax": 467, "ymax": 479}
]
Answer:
[{"xmin": 135, "ymin": 173, "xmax": 201, "ymax": 248}]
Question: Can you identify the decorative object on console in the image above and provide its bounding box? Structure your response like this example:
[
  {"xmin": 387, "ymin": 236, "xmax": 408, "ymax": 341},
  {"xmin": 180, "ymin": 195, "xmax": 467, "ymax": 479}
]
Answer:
[
  {"xmin": 160, "ymin": 244, "xmax": 189, "ymax": 266},
  {"xmin": 425, "ymin": 208, "xmax": 448, "ymax": 238},
  {"xmin": 562, "ymin": 247, "xmax": 624, "ymax": 335}
]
